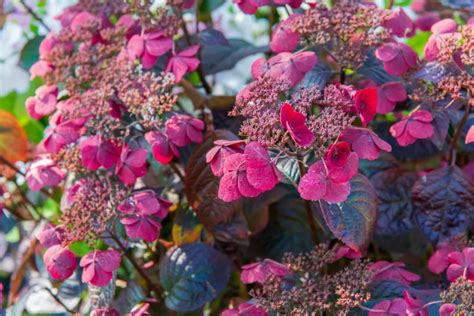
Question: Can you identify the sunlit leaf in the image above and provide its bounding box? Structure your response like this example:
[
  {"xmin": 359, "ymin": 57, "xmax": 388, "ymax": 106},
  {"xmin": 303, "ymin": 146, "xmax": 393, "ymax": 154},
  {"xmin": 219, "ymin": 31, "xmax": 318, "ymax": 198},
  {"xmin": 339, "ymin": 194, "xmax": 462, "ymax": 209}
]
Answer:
[{"xmin": 0, "ymin": 109, "xmax": 28, "ymax": 165}]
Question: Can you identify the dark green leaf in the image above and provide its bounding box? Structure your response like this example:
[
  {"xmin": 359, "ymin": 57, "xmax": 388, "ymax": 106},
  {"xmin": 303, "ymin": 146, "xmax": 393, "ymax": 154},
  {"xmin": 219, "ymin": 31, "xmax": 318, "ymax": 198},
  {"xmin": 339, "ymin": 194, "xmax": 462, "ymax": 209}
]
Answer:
[
  {"xmin": 250, "ymin": 188, "xmax": 313, "ymax": 260},
  {"xmin": 19, "ymin": 36, "xmax": 45, "ymax": 70},
  {"xmin": 275, "ymin": 156, "xmax": 300, "ymax": 184},
  {"xmin": 199, "ymin": 0, "xmax": 225, "ymax": 13},
  {"xmin": 160, "ymin": 243, "xmax": 231, "ymax": 312}
]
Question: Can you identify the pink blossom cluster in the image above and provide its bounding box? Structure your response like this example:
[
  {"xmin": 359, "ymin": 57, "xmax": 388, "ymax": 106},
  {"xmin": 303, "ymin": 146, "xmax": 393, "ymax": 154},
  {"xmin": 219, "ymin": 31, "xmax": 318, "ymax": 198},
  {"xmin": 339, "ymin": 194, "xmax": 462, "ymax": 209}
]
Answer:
[
  {"xmin": 24, "ymin": 0, "xmax": 206, "ymax": 287},
  {"xmin": 369, "ymin": 246, "xmax": 474, "ymax": 316},
  {"xmin": 212, "ymin": 52, "xmax": 394, "ymax": 203}
]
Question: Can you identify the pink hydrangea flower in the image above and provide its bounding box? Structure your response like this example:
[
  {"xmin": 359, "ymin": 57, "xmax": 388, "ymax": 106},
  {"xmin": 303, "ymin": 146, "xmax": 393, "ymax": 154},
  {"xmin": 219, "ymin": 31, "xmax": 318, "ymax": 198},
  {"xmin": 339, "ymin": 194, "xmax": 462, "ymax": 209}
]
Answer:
[
  {"xmin": 390, "ymin": 110, "xmax": 433, "ymax": 146},
  {"xmin": 446, "ymin": 247, "xmax": 474, "ymax": 282},
  {"xmin": 403, "ymin": 290, "xmax": 428, "ymax": 316},
  {"xmin": 325, "ymin": 142, "xmax": 351, "ymax": 169},
  {"xmin": 30, "ymin": 60, "xmax": 54, "ymax": 79},
  {"xmin": 241, "ymin": 259, "xmax": 290, "ymax": 284},
  {"xmin": 165, "ymin": 114, "xmax": 205, "ymax": 147},
  {"xmin": 116, "ymin": 145, "xmax": 148, "ymax": 186},
  {"xmin": 145, "ymin": 131, "xmax": 180, "ymax": 164},
  {"xmin": 52, "ymin": 98, "xmax": 89, "ymax": 128},
  {"xmin": 274, "ymin": 0, "xmax": 302, "ymax": 8},
  {"xmin": 368, "ymin": 298, "xmax": 408, "ymax": 316},
  {"xmin": 121, "ymin": 214, "xmax": 162, "ymax": 242},
  {"xmin": 79, "ymin": 135, "xmax": 121, "ymax": 170},
  {"xmin": 233, "ymin": 0, "xmax": 270, "ymax": 14},
  {"xmin": 244, "ymin": 142, "xmax": 280, "ymax": 191},
  {"xmin": 354, "ymin": 87, "xmax": 377, "ymax": 127},
  {"xmin": 70, "ymin": 12, "xmax": 109, "ymax": 45},
  {"xmin": 70, "ymin": 11, "xmax": 102, "ymax": 33},
  {"xmin": 218, "ymin": 153, "xmax": 261, "ymax": 201},
  {"xmin": 39, "ymin": 33, "xmax": 73, "ymax": 59},
  {"xmin": 108, "ymin": 100, "xmax": 126, "ymax": 119},
  {"xmin": 376, "ymin": 82, "xmax": 407, "ymax": 114},
  {"xmin": 424, "ymin": 19, "xmax": 459, "ymax": 62},
  {"xmin": 127, "ymin": 31, "xmax": 173, "ymax": 69},
  {"xmin": 270, "ymin": 15, "xmax": 300, "ymax": 53},
  {"xmin": 280, "ymin": 103, "xmax": 315, "ymax": 147},
  {"xmin": 414, "ymin": 12, "xmax": 440, "ymax": 32},
  {"xmin": 206, "ymin": 139, "xmax": 245, "ymax": 176},
  {"xmin": 80, "ymin": 249, "xmax": 121, "ymax": 287},
  {"xmin": 217, "ymin": 142, "xmax": 279, "ymax": 202},
  {"xmin": 25, "ymin": 85, "xmax": 58, "ymax": 119},
  {"xmin": 428, "ymin": 243, "xmax": 457, "ymax": 274},
  {"xmin": 119, "ymin": 191, "xmax": 171, "ymax": 241},
  {"xmin": 375, "ymin": 42, "xmax": 418, "ymax": 76},
  {"xmin": 466, "ymin": 125, "xmax": 474, "ymax": 144},
  {"xmin": 332, "ymin": 244, "xmax": 363, "ymax": 261},
  {"xmin": 165, "ymin": 45, "xmax": 201, "ymax": 82},
  {"xmin": 252, "ymin": 51, "xmax": 318, "ymax": 86},
  {"xmin": 431, "ymin": 18, "xmax": 458, "ymax": 35},
  {"xmin": 116, "ymin": 14, "xmax": 140, "ymax": 40},
  {"xmin": 26, "ymin": 158, "xmax": 64, "ymax": 192},
  {"xmin": 36, "ymin": 224, "xmax": 65, "ymax": 248},
  {"xmin": 41, "ymin": 122, "xmax": 80, "ymax": 153},
  {"xmin": 342, "ymin": 127, "xmax": 392, "ymax": 160},
  {"xmin": 39, "ymin": 34, "xmax": 57, "ymax": 59},
  {"xmin": 44, "ymin": 245, "xmax": 77, "ymax": 280},
  {"xmin": 369, "ymin": 261, "xmax": 420, "ymax": 286},
  {"xmin": 132, "ymin": 190, "xmax": 171, "ymax": 218},
  {"xmin": 384, "ymin": 8, "xmax": 415, "ymax": 37},
  {"xmin": 439, "ymin": 303, "xmax": 456, "ymax": 316},
  {"xmin": 298, "ymin": 151, "xmax": 358, "ymax": 203}
]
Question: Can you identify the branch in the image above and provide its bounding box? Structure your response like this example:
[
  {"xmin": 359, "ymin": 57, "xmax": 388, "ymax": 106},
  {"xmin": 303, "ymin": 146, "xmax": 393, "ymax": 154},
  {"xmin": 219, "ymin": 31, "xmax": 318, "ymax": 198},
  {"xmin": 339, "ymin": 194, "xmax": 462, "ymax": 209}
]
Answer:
[
  {"xmin": 19, "ymin": 0, "xmax": 50, "ymax": 32},
  {"xmin": 448, "ymin": 96, "xmax": 471, "ymax": 164},
  {"xmin": 44, "ymin": 287, "xmax": 75, "ymax": 314},
  {"xmin": 107, "ymin": 229, "xmax": 163, "ymax": 298}
]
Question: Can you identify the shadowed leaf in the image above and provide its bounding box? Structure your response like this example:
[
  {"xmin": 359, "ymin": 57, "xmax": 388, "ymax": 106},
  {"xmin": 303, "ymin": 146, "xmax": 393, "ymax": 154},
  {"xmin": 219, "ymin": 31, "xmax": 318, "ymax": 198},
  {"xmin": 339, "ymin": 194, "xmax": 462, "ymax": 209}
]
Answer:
[
  {"xmin": 159, "ymin": 243, "xmax": 231, "ymax": 312},
  {"xmin": 372, "ymin": 169, "xmax": 418, "ymax": 236},
  {"xmin": 413, "ymin": 166, "xmax": 474, "ymax": 244}
]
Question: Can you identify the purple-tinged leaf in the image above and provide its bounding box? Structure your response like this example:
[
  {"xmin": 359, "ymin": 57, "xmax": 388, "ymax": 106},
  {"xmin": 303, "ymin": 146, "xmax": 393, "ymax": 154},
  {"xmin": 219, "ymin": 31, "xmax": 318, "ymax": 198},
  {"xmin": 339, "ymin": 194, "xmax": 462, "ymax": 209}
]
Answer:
[
  {"xmin": 200, "ymin": 39, "xmax": 268, "ymax": 75},
  {"xmin": 371, "ymin": 169, "xmax": 418, "ymax": 236},
  {"xmin": 198, "ymin": 28, "xmax": 229, "ymax": 46},
  {"xmin": 412, "ymin": 61, "xmax": 461, "ymax": 84},
  {"xmin": 316, "ymin": 174, "xmax": 378, "ymax": 252},
  {"xmin": 413, "ymin": 166, "xmax": 474, "ymax": 244}
]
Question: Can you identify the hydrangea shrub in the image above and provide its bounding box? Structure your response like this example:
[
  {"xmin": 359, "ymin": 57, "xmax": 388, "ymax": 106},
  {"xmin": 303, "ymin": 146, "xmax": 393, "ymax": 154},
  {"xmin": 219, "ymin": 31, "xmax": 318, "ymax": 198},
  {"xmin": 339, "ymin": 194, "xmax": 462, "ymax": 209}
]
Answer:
[{"xmin": 0, "ymin": 0, "xmax": 473, "ymax": 314}]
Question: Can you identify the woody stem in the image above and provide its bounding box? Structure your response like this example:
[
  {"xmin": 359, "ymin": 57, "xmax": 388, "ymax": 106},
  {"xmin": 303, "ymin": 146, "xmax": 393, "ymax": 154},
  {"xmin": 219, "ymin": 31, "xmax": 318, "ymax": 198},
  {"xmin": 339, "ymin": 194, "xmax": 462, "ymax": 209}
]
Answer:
[
  {"xmin": 107, "ymin": 229, "xmax": 163, "ymax": 298},
  {"xmin": 448, "ymin": 96, "xmax": 471, "ymax": 164}
]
